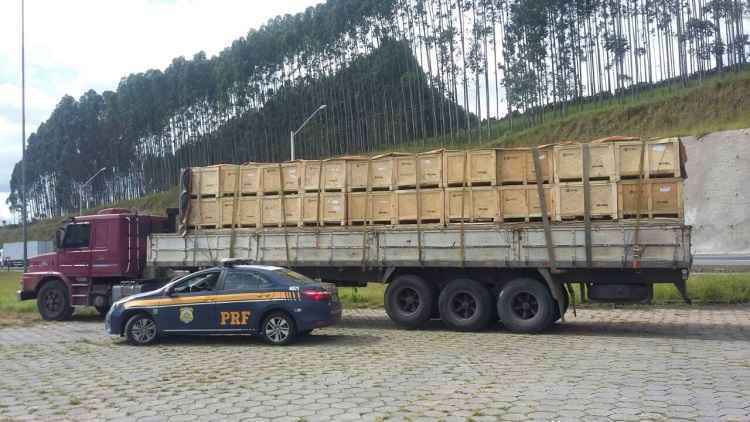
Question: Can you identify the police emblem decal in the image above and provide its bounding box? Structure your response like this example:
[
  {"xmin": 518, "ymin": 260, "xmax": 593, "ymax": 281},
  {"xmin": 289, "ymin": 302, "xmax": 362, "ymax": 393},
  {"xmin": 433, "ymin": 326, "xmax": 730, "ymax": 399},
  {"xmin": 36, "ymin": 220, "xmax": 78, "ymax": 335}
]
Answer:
[{"xmin": 179, "ymin": 307, "xmax": 194, "ymax": 324}]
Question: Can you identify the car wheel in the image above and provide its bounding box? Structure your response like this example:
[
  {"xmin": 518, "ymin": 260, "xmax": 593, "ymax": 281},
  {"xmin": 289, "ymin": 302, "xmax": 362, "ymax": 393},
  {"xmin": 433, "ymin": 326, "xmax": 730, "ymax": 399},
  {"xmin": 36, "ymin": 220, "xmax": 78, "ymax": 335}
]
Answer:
[
  {"xmin": 124, "ymin": 314, "xmax": 159, "ymax": 346},
  {"xmin": 439, "ymin": 279, "xmax": 493, "ymax": 332},
  {"xmin": 261, "ymin": 312, "xmax": 296, "ymax": 346},
  {"xmin": 497, "ymin": 278, "xmax": 555, "ymax": 333},
  {"xmin": 384, "ymin": 275, "xmax": 435, "ymax": 329},
  {"xmin": 37, "ymin": 280, "xmax": 74, "ymax": 321}
]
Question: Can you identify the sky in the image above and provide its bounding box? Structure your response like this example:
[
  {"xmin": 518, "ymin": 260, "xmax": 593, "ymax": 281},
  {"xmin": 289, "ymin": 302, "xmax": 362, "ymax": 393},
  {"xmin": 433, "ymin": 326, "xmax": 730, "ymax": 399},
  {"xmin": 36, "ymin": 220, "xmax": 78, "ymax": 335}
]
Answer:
[{"xmin": 0, "ymin": 0, "xmax": 325, "ymax": 223}]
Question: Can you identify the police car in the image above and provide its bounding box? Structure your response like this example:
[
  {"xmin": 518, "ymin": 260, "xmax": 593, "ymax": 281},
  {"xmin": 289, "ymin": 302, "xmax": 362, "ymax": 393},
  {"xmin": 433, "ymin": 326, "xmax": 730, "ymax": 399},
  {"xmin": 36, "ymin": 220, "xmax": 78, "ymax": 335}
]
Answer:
[{"xmin": 105, "ymin": 262, "xmax": 341, "ymax": 346}]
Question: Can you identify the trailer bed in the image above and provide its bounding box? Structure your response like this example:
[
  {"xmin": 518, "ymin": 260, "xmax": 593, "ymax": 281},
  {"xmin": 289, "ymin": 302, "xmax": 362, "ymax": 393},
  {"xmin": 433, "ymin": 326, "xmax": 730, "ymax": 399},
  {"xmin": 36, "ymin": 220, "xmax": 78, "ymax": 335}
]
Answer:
[{"xmin": 148, "ymin": 221, "xmax": 691, "ymax": 270}]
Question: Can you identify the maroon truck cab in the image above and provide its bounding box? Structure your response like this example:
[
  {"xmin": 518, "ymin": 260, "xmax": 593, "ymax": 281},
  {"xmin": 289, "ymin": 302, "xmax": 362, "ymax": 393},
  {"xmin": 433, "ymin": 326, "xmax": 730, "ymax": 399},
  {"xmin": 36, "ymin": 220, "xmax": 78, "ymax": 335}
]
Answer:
[{"xmin": 19, "ymin": 208, "xmax": 167, "ymax": 320}]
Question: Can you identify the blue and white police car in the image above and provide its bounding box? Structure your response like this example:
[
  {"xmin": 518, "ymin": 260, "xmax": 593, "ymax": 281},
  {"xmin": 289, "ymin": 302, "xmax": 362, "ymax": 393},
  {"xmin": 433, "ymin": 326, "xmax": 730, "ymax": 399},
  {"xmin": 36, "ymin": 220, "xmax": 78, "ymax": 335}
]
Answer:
[{"xmin": 106, "ymin": 262, "xmax": 341, "ymax": 346}]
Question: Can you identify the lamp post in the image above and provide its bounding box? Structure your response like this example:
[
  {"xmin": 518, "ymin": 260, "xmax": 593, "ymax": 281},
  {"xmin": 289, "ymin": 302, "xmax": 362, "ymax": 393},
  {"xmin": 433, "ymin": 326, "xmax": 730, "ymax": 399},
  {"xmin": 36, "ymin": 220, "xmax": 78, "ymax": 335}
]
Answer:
[
  {"xmin": 290, "ymin": 104, "xmax": 327, "ymax": 161},
  {"xmin": 79, "ymin": 167, "xmax": 107, "ymax": 216},
  {"xmin": 20, "ymin": 0, "xmax": 27, "ymax": 271}
]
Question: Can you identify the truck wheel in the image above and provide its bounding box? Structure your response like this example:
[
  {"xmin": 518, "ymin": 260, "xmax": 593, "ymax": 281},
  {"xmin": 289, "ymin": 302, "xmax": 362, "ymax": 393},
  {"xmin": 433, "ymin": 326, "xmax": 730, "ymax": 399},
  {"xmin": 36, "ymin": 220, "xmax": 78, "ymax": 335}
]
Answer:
[
  {"xmin": 384, "ymin": 275, "xmax": 434, "ymax": 329},
  {"xmin": 37, "ymin": 280, "xmax": 74, "ymax": 321},
  {"xmin": 438, "ymin": 279, "xmax": 493, "ymax": 332},
  {"xmin": 497, "ymin": 278, "xmax": 555, "ymax": 333},
  {"xmin": 261, "ymin": 312, "xmax": 296, "ymax": 346},
  {"xmin": 124, "ymin": 313, "xmax": 159, "ymax": 346},
  {"xmin": 552, "ymin": 286, "xmax": 570, "ymax": 323},
  {"xmin": 95, "ymin": 305, "xmax": 111, "ymax": 316}
]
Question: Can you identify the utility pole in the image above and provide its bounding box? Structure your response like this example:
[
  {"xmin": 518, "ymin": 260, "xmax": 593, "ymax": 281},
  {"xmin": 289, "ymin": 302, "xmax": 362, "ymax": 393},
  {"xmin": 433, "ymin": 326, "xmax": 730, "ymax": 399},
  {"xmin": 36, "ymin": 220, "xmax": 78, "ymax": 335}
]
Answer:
[
  {"xmin": 290, "ymin": 105, "xmax": 327, "ymax": 161},
  {"xmin": 21, "ymin": 0, "xmax": 27, "ymax": 272}
]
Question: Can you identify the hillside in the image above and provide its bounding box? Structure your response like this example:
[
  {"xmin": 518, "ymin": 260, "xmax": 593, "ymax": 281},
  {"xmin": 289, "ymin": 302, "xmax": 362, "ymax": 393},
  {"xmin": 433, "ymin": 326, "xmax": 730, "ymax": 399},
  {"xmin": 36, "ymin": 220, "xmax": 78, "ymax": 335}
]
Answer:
[{"xmin": 2, "ymin": 68, "xmax": 749, "ymax": 245}]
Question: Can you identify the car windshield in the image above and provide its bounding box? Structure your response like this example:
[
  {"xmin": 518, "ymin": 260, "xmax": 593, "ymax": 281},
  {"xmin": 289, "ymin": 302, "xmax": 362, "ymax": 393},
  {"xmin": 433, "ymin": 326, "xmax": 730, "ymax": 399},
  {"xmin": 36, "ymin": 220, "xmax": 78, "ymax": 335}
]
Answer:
[{"xmin": 273, "ymin": 269, "xmax": 317, "ymax": 285}]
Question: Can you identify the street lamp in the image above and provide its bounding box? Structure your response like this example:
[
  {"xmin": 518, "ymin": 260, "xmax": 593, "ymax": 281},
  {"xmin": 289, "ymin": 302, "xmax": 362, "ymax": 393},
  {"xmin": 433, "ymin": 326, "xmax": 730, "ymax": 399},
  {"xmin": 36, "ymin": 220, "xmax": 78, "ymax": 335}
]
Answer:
[
  {"xmin": 79, "ymin": 167, "xmax": 107, "ymax": 216},
  {"xmin": 290, "ymin": 104, "xmax": 327, "ymax": 161}
]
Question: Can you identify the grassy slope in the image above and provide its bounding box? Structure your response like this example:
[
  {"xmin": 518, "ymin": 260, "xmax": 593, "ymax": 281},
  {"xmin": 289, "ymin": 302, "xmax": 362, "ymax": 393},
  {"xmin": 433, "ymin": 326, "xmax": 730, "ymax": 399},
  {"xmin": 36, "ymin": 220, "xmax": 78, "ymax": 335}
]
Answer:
[{"xmin": 2, "ymin": 69, "xmax": 750, "ymax": 245}]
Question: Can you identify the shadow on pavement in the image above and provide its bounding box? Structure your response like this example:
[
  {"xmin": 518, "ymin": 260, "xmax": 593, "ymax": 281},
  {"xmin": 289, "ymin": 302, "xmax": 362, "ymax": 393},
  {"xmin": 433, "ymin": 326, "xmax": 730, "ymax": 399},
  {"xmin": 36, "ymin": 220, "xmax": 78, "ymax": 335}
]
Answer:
[{"xmin": 113, "ymin": 332, "xmax": 382, "ymax": 348}]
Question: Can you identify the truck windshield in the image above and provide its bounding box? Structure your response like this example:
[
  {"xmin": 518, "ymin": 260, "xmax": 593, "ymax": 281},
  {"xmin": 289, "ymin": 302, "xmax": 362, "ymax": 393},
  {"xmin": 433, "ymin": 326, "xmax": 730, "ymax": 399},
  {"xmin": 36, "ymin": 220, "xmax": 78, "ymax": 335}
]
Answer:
[{"xmin": 273, "ymin": 269, "xmax": 317, "ymax": 285}]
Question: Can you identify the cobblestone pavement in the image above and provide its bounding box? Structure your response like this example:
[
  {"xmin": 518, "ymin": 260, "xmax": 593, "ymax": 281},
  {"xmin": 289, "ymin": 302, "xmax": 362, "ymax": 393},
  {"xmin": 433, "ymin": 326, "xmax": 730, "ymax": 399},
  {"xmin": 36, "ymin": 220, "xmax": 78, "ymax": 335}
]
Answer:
[{"xmin": 1, "ymin": 306, "xmax": 749, "ymax": 422}]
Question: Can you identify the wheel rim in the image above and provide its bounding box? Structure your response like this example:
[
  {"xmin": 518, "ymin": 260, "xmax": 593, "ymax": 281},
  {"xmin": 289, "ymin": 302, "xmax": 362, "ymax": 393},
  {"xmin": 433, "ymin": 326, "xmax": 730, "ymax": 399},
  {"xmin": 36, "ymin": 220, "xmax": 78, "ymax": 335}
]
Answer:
[
  {"xmin": 131, "ymin": 318, "xmax": 157, "ymax": 343},
  {"xmin": 265, "ymin": 317, "xmax": 290, "ymax": 343},
  {"xmin": 450, "ymin": 292, "xmax": 477, "ymax": 320},
  {"xmin": 510, "ymin": 292, "xmax": 540, "ymax": 320},
  {"xmin": 43, "ymin": 290, "xmax": 63, "ymax": 316},
  {"xmin": 395, "ymin": 287, "xmax": 421, "ymax": 315}
]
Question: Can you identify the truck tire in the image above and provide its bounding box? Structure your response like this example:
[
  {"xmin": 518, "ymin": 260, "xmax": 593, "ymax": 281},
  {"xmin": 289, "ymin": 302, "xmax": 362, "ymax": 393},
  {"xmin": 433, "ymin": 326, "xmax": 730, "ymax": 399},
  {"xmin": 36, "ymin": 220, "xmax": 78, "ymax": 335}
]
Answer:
[
  {"xmin": 552, "ymin": 286, "xmax": 570, "ymax": 323},
  {"xmin": 37, "ymin": 280, "xmax": 74, "ymax": 321},
  {"xmin": 497, "ymin": 278, "xmax": 555, "ymax": 333},
  {"xmin": 95, "ymin": 305, "xmax": 111, "ymax": 316},
  {"xmin": 438, "ymin": 279, "xmax": 493, "ymax": 332},
  {"xmin": 124, "ymin": 313, "xmax": 159, "ymax": 346},
  {"xmin": 384, "ymin": 275, "xmax": 434, "ymax": 329}
]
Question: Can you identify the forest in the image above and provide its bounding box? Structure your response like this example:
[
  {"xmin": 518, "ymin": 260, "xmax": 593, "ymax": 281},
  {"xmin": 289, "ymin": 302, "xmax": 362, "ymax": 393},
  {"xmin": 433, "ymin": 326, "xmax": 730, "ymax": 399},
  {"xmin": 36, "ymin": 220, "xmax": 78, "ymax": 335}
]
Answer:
[{"xmin": 9, "ymin": 0, "xmax": 749, "ymax": 218}]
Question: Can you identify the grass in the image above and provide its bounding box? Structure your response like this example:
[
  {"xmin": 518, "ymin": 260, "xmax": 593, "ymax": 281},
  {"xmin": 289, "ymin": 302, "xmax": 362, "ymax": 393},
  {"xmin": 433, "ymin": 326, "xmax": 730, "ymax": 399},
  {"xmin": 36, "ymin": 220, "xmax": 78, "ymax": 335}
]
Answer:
[
  {"xmin": 337, "ymin": 274, "xmax": 750, "ymax": 309},
  {"xmin": 0, "ymin": 271, "xmax": 39, "ymax": 327}
]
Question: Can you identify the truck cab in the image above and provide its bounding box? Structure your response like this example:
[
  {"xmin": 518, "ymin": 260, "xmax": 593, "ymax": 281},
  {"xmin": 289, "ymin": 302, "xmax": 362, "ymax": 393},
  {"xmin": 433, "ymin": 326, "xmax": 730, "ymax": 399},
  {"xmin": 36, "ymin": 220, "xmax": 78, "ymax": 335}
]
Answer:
[{"xmin": 19, "ymin": 208, "xmax": 167, "ymax": 320}]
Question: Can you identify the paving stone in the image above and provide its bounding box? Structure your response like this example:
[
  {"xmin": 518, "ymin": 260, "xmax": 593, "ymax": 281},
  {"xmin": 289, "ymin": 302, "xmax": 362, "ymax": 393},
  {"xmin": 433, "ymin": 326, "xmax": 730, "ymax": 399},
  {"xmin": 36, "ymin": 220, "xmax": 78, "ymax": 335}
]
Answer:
[{"xmin": 0, "ymin": 307, "xmax": 748, "ymax": 421}]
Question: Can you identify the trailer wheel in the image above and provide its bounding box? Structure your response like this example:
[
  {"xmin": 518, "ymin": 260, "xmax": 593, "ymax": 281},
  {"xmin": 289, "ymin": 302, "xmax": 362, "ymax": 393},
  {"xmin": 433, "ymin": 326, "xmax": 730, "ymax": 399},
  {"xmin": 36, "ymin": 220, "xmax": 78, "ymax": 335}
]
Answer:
[
  {"xmin": 438, "ymin": 279, "xmax": 493, "ymax": 332},
  {"xmin": 385, "ymin": 275, "xmax": 434, "ymax": 329},
  {"xmin": 497, "ymin": 278, "xmax": 555, "ymax": 333},
  {"xmin": 37, "ymin": 280, "xmax": 73, "ymax": 321},
  {"xmin": 552, "ymin": 286, "xmax": 570, "ymax": 323}
]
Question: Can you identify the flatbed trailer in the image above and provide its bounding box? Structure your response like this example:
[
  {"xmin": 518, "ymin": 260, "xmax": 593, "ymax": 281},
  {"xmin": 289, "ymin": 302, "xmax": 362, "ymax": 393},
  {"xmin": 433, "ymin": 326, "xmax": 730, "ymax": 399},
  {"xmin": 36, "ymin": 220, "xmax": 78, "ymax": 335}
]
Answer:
[{"xmin": 147, "ymin": 220, "xmax": 691, "ymax": 332}]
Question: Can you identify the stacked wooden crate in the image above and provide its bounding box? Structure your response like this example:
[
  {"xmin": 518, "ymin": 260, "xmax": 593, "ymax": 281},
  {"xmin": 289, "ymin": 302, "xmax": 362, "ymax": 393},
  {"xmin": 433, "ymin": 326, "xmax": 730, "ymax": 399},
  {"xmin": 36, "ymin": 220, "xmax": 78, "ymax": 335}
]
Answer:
[{"xmin": 184, "ymin": 137, "xmax": 684, "ymax": 229}]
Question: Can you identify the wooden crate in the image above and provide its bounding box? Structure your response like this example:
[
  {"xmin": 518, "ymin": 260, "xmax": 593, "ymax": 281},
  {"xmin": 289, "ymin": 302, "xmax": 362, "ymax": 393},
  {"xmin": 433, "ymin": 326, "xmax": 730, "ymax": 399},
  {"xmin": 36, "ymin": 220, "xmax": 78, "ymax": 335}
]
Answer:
[
  {"xmin": 395, "ymin": 151, "xmax": 443, "ymax": 188},
  {"xmin": 396, "ymin": 189, "xmax": 444, "ymax": 223},
  {"xmin": 556, "ymin": 182, "xmax": 618, "ymax": 220},
  {"xmin": 618, "ymin": 179, "xmax": 683, "ymax": 218},
  {"xmin": 613, "ymin": 141, "xmax": 646, "ymax": 179},
  {"xmin": 220, "ymin": 197, "xmax": 237, "ymax": 227},
  {"xmin": 370, "ymin": 154, "xmax": 403, "ymax": 190},
  {"xmin": 347, "ymin": 159, "xmax": 370, "ymax": 191},
  {"xmin": 348, "ymin": 192, "xmax": 395, "ymax": 224},
  {"xmin": 470, "ymin": 187, "xmax": 500, "ymax": 221},
  {"xmin": 300, "ymin": 160, "xmax": 323, "ymax": 192},
  {"xmin": 647, "ymin": 138, "xmax": 681, "ymax": 178},
  {"xmin": 190, "ymin": 166, "xmax": 220, "ymax": 197},
  {"xmin": 260, "ymin": 195, "xmax": 301, "ymax": 227},
  {"xmin": 219, "ymin": 165, "xmax": 240, "ymax": 196},
  {"xmin": 188, "ymin": 197, "xmax": 219, "ymax": 228},
  {"xmin": 321, "ymin": 159, "xmax": 348, "ymax": 191},
  {"xmin": 237, "ymin": 197, "xmax": 260, "ymax": 227},
  {"xmin": 261, "ymin": 163, "xmax": 301, "ymax": 193},
  {"xmin": 525, "ymin": 145, "xmax": 555, "ymax": 184},
  {"xmin": 320, "ymin": 192, "xmax": 346, "ymax": 225},
  {"xmin": 554, "ymin": 143, "xmax": 616, "ymax": 182},
  {"xmin": 526, "ymin": 185, "xmax": 556, "ymax": 219},
  {"xmin": 497, "ymin": 149, "xmax": 527, "ymax": 185},
  {"xmin": 443, "ymin": 151, "xmax": 467, "ymax": 187},
  {"xmin": 300, "ymin": 194, "xmax": 321, "ymax": 225},
  {"xmin": 445, "ymin": 189, "xmax": 472, "ymax": 222},
  {"xmin": 239, "ymin": 165, "xmax": 262, "ymax": 195},
  {"xmin": 500, "ymin": 186, "xmax": 529, "ymax": 220}
]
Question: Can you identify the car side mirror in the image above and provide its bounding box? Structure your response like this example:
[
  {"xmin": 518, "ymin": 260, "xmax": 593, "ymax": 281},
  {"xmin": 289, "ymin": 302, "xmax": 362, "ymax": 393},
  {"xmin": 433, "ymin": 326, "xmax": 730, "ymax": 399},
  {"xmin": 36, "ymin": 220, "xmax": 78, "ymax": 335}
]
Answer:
[{"xmin": 165, "ymin": 287, "xmax": 174, "ymax": 297}]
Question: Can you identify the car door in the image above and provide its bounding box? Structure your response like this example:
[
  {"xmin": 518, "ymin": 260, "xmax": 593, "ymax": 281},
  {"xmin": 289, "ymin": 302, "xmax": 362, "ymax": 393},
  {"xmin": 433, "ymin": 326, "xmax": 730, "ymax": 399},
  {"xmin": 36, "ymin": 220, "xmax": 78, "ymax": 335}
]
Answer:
[
  {"xmin": 213, "ymin": 269, "xmax": 276, "ymax": 333},
  {"xmin": 156, "ymin": 270, "xmax": 220, "ymax": 333}
]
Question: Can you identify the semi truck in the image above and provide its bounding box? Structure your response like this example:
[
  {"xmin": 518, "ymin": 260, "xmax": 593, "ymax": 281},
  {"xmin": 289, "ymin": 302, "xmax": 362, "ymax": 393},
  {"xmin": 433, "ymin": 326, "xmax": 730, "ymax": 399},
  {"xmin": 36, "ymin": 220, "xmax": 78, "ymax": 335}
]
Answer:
[{"xmin": 18, "ymin": 207, "xmax": 692, "ymax": 333}]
